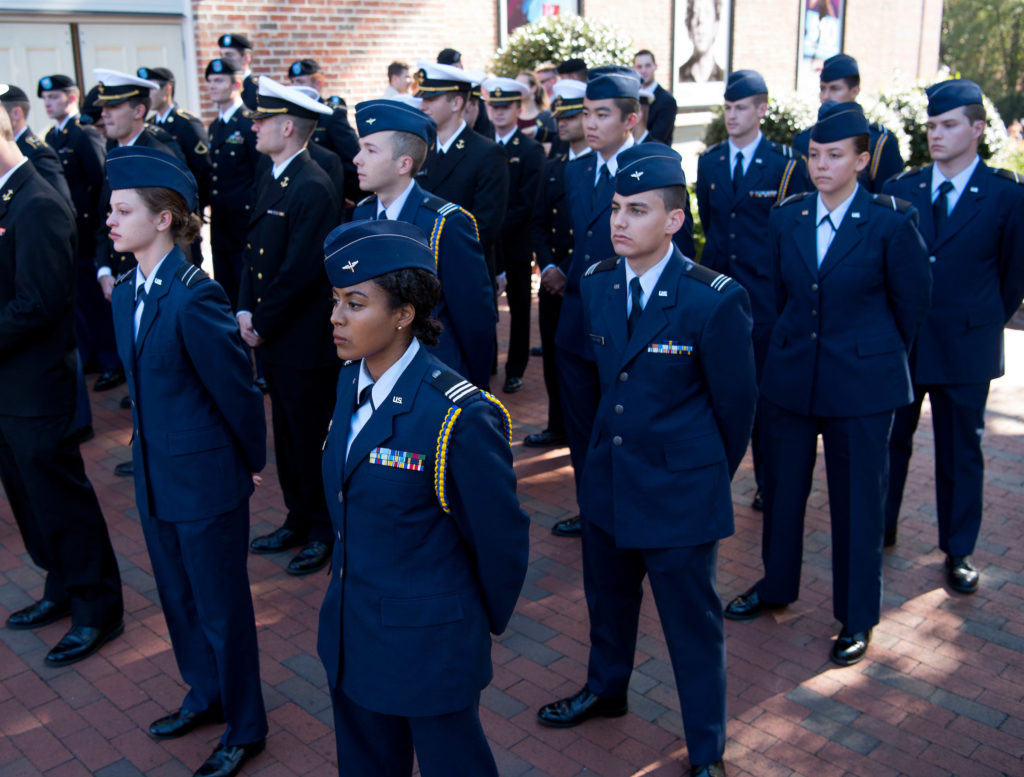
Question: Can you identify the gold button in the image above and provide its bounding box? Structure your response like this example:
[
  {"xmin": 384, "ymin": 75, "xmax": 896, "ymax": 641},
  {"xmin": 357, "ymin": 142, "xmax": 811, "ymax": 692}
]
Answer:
[
  {"xmin": 257, "ymin": 297, "xmax": 261, "ymax": 303},
  {"xmin": 259, "ymin": 248, "xmax": 264, "ymax": 255},
  {"xmin": 257, "ymin": 272, "xmax": 263, "ymax": 279},
  {"xmin": 247, "ymin": 243, "xmax": 251, "ymax": 249}
]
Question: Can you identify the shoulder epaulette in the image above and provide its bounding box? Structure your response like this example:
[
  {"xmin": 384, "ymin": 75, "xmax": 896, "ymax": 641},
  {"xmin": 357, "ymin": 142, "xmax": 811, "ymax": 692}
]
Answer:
[
  {"xmin": 428, "ymin": 367, "xmax": 480, "ymax": 406},
  {"xmin": 113, "ymin": 269, "xmax": 134, "ymax": 287},
  {"xmin": 683, "ymin": 260, "xmax": 734, "ymax": 292},
  {"xmin": 176, "ymin": 109, "xmax": 197, "ymax": 120},
  {"xmin": 769, "ymin": 140, "xmax": 795, "ymax": 159},
  {"xmin": 426, "ymin": 197, "xmax": 480, "ymax": 254},
  {"xmin": 419, "ymin": 192, "xmax": 452, "ymax": 213},
  {"xmin": 700, "ymin": 139, "xmax": 726, "ymax": 156},
  {"xmin": 356, "ymin": 194, "xmax": 375, "ymax": 207},
  {"xmin": 25, "ymin": 134, "xmax": 43, "ymax": 149},
  {"xmin": 995, "ymin": 168, "xmax": 1024, "ymax": 185},
  {"xmin": 871, "ymin": 193, "xmax": 914, "ymax": 214},
  {"xmin": 584, "ymin": 257, "xmax": 619, "ymax": 277},
  {"xmin": 175, "ymin": 263, "xmax": 209, "ymax": 288},
  {"xmin": 774, "ymin": 190, "xmax": 813, "ymax": 208},
  {"xmin": 891, "ymin": 166, "xmax": 922, "ymax": 182}
]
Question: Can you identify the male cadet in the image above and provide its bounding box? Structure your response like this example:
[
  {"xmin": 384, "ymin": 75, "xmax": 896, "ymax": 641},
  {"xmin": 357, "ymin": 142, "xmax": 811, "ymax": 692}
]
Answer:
[
  {"xmin": 414, "ymin": 61, "xmax": 509, "ymax": 281},
  {"xmin": 0, "ymin": 94, "xmax": 124, "ymax": 667},
  {"xmin": 286, "ymin": 58, "xmax": 361, "ymax": 206},
  {"xmin": 206, "ymin": 58, "xmax": 260, "ymax": 311},
  {"xmin": 0, "ymin": 84, "xmax": 73, "ymax": 208},
  {"xmin": 482, "ymin": 77, "xmax": 545, "ymax": 394},
  {"xmin": 240, "ymin": 77, "xmax": 340, "ymax": 576},
  {"xmin": 526, "ymin": 78, "xmax": 590, "ymax": 454},
  {"xmin": 633, "ymin": 49, "xmax": 677, "ymax": 144},
  {"xmin": 792, "ymin": 53, "xmax": 902, "ymax": 193},
  {"xmin": 350, "ymin": 99, "xmax": 496, "ymax": 389},
  {"xmin": 556, "ymin": 58, "xmax": 588, "ymax": 83},
  {"xmin": 218, "ymin": 33, "xmax": 259, "ymax": 110},
  {"xmin": 467, "ymin": 81, "xmax": 495, "ymax": 139},
  {"xmin": 538, "ymin": 143, "xmax": 757, "ymax": 777},
  {"xmin": 884, "ymin": 79, "xmax": 1024, "ymax": 592},
  {"xmin": 382, "ymin": 61, "xmax": 411, "ymax": 99},
  {"xmin": 697, "ymin": 69, "xmax": 809, "ymax": 510}
]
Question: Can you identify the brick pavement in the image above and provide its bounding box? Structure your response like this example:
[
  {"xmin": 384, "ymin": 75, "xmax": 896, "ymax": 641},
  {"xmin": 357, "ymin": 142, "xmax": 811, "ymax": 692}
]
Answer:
[{"xmin": 1, "ymin": 305, "xmax": 1022, "ymax": 777}]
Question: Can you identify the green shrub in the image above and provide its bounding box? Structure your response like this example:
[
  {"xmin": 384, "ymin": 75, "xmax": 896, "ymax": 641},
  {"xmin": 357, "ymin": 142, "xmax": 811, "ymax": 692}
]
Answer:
[
  {"xmin": 702, "ymin": 92, "xmax": 818, "ymax": 149},
  {"xmin": 491, "ymin": 15, "xmax": 634, "ymax": 76}
]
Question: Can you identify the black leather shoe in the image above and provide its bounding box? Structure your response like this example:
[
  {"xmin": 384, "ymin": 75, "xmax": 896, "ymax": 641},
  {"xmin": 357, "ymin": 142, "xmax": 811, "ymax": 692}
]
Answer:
[
  {"xmin": 946, "ymin": 555, "xmax": 979, "ymax": 593},
  {"xmin": 830, "ymin": 628, "xmax": 871, "ymax": 666},
  {"xmin": 691, "ymin": 760, "xmax": 726, "ymax": 777},
  {"xmin": 93, "ymin": 369, "xmax": 125, "ymax": 392},
  {"xmin": 254, "ymin": 378, "xmax": 268, "ymax": 394},
  {"xmin": 287, "ymin": 541, "xmax": 330, "ymax": 576},
  {"xmin": 503, "ymin": 376, "xmax": 524, "ymax": 394},
  {"xmin": 751, "ymin": 488, "xmax": 764, "ymax": 511},
  {"xmin": 114, "ymin": 461, "xmax": 134, "ymax": 477},
  {"xmin": 523, "ymin": 430, "xmax": 568, "ymax": 448},
  {"xmin": 537, "ymin": 686, "xmax": 627, "ymax": 728},
  {"xmin": 194, "ymin": 740, "xmax": 266, "ymax": 777},
  {"xmin": 249, "ymin": 527, "xmax": 304, "ymax": 554},
  {"xmin": 884, "ymin": 528, "xmax": 898, "ymax": 547},
  {"xmin": 120, "ymin": 395, "xmax": 132, "ymax": 410},
  {"xmin": 6, "ymin": 599, "xmax": 71, "ymax": 630},
  {"xmin": 44, "ymin": 621, "xmax": 124, "ymax": 666},
  {"xmin": 149, "ymin": 707, "xmax": 225, "ymax": 739},
  {"xmin": 724, "ymin": 586, "xmax": 784, "ymax": 621},
  {"xmin": 551, "ymin": 516, "xmax": 581, "ymax": 537},
  {"xmin": 530, "ymin": 345, "xmax": 543, "ymax": 357}
]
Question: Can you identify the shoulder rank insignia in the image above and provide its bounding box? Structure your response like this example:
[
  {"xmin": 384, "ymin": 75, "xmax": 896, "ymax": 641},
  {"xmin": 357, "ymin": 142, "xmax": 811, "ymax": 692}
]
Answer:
[
  {"xmin": 684, "ymin": 260, "xmax": 733, "ymax": 292},
  {"xmin": 995, "ymin": 168, "xmax": 1024, "ymax": 185},
  {"xmin": 774, "ymin": 190, "xmax": 813, "ymax": 208},
  {"xmin": 25, "ymin": 135, "xmax": 43, "ymax": 149},
  {"xmin": 702, "ymin": 139, "xmax": 726, "ymax": 156},
  {"xmin": 113, "ymin": 268, "xmax": 134, "ymax": 287},
  {"xmin": 584, "ymin": 257, "xmax": 619, "ymax": 277},
  {"xmin": 175, "ymin": 263, "xmax": 209, "ymax": 288},
  {"xmin": 891, "ymin": 166, "xmax": 922, "ymax": 182},
  {"xmin": 769, "ymin": 140, "xmax": 795, "ymax": 159},
  {"xmin": 356, "ymin": 194, "xmax": 376, "ymax": 207},
  {"xmin": 871, "ymin": 193, "xmax": 913, "ymax": 213}
]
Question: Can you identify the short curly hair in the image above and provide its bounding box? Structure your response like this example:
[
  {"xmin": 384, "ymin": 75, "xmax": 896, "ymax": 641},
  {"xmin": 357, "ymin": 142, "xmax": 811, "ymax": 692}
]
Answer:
[{"xmin": 372, "ymin": 268, "xmax": 443, "ymax": 346}]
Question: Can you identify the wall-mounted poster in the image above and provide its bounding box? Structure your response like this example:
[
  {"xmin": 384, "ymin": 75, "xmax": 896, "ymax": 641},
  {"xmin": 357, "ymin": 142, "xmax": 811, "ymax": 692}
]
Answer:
[
  {"xmin": 797, "ymin": 0, "xmax": 846, "ymax": 91},
  {"xmin": 502, "ymin": 1, "xmax": 578, "ymax": 41},
  {"xmin": 673, "ymin": 0, "xmax": 732, "ymax": 107}
]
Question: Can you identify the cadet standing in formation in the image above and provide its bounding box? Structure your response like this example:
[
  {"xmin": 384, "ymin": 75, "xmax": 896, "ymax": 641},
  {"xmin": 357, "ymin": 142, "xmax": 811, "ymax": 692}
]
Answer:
[
  {"xmin": 218, "ymin": 33, "xmax": 260, "ymax": 110},
  {"xmin": 632, "ymin": 49, "xmax": 677, "ymax": 145},
  {"xmin": 0, "ymin": 84, "xmax": 74, "ymax": 209}
]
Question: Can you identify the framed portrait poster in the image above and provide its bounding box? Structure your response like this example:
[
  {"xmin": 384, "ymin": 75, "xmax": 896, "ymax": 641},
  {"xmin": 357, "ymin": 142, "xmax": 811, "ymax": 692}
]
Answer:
[
  {"xmin": 672, "ymin": 0, "xmax": 732, "ymax": 107},
  {"xmin": 797, "ymin": 0, "xmax": 846, "ymax": 91},
  {"xmin": 500, "ymin": 1, "xmax": 579, "ymax": 45}
]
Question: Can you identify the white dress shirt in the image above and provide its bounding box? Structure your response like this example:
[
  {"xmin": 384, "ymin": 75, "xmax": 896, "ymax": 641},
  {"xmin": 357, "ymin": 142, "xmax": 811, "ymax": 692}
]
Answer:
[
  {"xmin": 376, "ymin": 180, "xmax": 416, "ymax": 221},
  {"xmin": 815, "ymin": 187, "xmax": 859, "ymax": 266},
  {"xmin": 133, "ymin": 251, "xmax": 172, "ymax": 339},
  {"xmin": 931, "ymin": 154, "xmax": 980, "ymax": 214},
  {"xmin": 624, "ymin": 244, "xmax": 674, "ymax": 317},
  {"xmin": 347, "ymin": 338, "xmax": 421, "ymax": 459}
]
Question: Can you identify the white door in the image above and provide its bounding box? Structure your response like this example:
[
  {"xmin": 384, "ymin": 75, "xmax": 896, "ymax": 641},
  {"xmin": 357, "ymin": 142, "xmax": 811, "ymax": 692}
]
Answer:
[{"xmin": 0, "ymin": 22, "xmax": 76, "ymax": 133}]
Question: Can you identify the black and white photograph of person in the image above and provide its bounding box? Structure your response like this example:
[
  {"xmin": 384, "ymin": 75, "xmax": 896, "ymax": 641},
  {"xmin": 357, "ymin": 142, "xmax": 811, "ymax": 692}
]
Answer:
[{"xmin": 674, "ymin": 0, "xmax": 732, "ymax": 106}]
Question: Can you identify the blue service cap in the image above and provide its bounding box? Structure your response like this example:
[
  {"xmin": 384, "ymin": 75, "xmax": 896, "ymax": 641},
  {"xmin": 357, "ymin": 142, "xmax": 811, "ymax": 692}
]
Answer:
[
  {"xmin": 724, "ymin": 69, "xmax": 767, "ymax": 101},
  {"xmin": 105, "ymin": 145, "xmax": 198, "ymax": 212},
  {"xmin": 323, "ymin": 220, "xmax": 436, "ymax": 288},
  {"xmin": 586, "ymin": 66, "xmax": 641, "ymax": 100},
  {"xmin": 820, "ymin": 53, "xmax": 859, "ymax": 82},
  {"xmin": 354, "ymin": 99, "xmax": 437, "ymax": 144},
  {"xmin": 926, "ymin": 78, "xmax": 984, "ymax": 116},
  {"xmin": 810, "ymin": 100, "xmax": 869, "ymax": 143},
  {"xmin": 615, "ymin": 142, "xmax": 685, "ymax": 195}
]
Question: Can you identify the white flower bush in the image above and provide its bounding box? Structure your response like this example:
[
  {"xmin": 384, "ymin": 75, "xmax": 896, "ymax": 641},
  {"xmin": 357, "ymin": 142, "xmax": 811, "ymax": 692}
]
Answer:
[{"xmin": 491, "ymin": 15, "xmax": 634, "ymax": 76}]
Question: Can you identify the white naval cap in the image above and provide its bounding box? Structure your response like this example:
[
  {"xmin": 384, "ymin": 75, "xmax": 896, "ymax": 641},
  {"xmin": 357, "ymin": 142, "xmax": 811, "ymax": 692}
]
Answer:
[
  {"xmin": 481, "ymin": 77, "xmax": 530, "ymax": 104},
  {"xmin": 92, "ymin": 68, "xmax": 160, "ymax": 104},
  {"xmin": 249, "ymin": 75, "xmax": 333, "ymax": 120}
]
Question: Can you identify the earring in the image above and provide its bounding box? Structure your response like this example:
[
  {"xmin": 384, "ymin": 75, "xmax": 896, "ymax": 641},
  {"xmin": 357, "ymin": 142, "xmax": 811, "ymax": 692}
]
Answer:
[{"xmin": 396, "ymin": 325, "xmax": 403, "ymax": 330}]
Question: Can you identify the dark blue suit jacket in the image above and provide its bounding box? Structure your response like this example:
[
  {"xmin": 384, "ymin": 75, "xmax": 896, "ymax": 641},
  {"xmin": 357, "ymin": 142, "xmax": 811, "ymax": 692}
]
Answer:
[
  {"xmin": 579, "ymin": 250, "xmax": 757, "ymax": 548},
  {"xmin": 112, "ymin": 248, "xmax": 266, "ymax": 520},
  {"xmin": 317, "ymin": 348, "xmax": 529, "ymax": 717},
  {"xmin": 761, "ymin": 187, "xmax": 931, "ymax": 418},
  {"xmin": 883, "ymin": 162, "xmax": 1024, "ymax": 385},
  {"xmin": 353, "ymin": 182, "xmax": 497, "ymax": 388}
]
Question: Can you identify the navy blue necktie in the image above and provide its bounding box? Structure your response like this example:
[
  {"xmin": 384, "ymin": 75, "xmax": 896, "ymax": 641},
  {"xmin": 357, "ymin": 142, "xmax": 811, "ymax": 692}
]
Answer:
[
  {"xmin": 627, "ymin": 277, "xmax": 643, "ymax": 337},
  {"xmin": 933, "ymin": 180, "xmax": 954, "ymax": 233},
  {"xmin": 592, "ymin": 165, "xmax": 612, "ymax": 210},
  {"xmin": 135, "ymin": 286, "xmax": 148, "ymax": 309},
  {"xmin": 732, "ymin": 151, "xmax": 745, "ymax": 193}
]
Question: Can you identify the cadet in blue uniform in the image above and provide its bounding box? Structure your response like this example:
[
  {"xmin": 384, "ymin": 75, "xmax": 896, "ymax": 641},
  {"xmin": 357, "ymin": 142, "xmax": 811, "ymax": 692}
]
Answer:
[
  {"xmin": 883, "ymin": 79, "xmax": 1024, "ymax": 592},
  {"xmin": 537, "ymin": 144, "xmax": 758, "ymax": 777},
  {"xmin": 105, "ymin": 146, "xmax": 267, "ymax": 777},
  {"xmin": 724, "ymin": 102, "xmax": 932, "ymax": 666},
  {"xmin": 350, "ymin": 99, "xmax": 496, "ymax": 389},
  {"xmin": 791, "ymin": 54, "xmax": 903, "ymax": 193},
  {"xmin": 697, "ymin": 69, "xmax": 810, "ymax": 509},
  {"xmin": 316, "ymin": 219, "xmax": 529, "ymax": 777}
]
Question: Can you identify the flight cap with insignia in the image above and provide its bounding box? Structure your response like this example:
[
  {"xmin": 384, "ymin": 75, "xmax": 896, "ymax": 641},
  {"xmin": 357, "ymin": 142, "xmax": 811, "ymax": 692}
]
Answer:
[
  {"xmin": 820, "ymin": 53, "xmax": 859, "ymax": 82},
  {"xmin": 437, "ymin": 48, "xmax": 462, "ymax": 66},
  {"xmin": 288, "ymin": 59, "xmax": 321, "ymax": 79},
  {"xmin": 724, "ymin": 69, "xmax": 768, "ymax": 101},
  {"xmin": 37, "ymin": 74, "xmax": 75, "ymax": 97},
  {"xmin": 247, "ymin": 76, "xmax": 332, "ymax": 120},
  {"xmin": 106, "ymin": 145, "xmax": 199, "ymax": 212},
  {"xmin": 810, "ymin": 100, "xmax": 869, "ymax": 143},
  {"xmin": 0, "ymin": 84, "xmax": 29, "ymax": 104},
  {"xmin": 481, "ymin": 77, "xmax": 529, "ymax": 105},
  {"xmin": 925, "ymin": 78, "xmax": 984, "ymax": 116},
  {"xmin": 414, "ymin": 61, "xmax": 475, "ymax": 97},
  {"xmin": 615, "ymin": 142, "xmax": 685, "ymax": 195},
  {"xmin": 138, "ymin": 67, "xmax": 174, "ymax": 84},
  {"xmin": 392, "ymin": 94, "xmax": 423, "ymax": 110},
  {"xmin": 93, "ymin": 68, "xmax": 160, "ymax": 105},
  {"xmin": 551, "ymin": 79, "xmax": 586, "ymax": 117},
  {"xmin": 205, "ymin": 58, "xmax": 240, "ymax": 79},
  {"xmin": 586, "ymin": 66, "xmax": 641, "ymax": 100},
  {"xmin": 556, "ymin": 58, "xmax": 587, "ymax": 78},
  {"xmin": 354, "ymin": 99, "xmax": 437, "ymax": 144},
  {"xmin": 638, "ymin": 82, "xmax": 656, "ymax": 106},
  {"xmin": 323, "ymin": 219, "xmax": 436, "ymax": 288},
  {"xmin": 218, "ymin": 33, "xmax": 252, "ymax": 51}
]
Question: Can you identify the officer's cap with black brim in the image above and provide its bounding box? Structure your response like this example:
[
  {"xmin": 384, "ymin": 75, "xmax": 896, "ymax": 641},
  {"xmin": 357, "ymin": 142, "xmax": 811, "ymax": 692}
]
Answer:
[
  {"xmin": 551, "ymin": 79, "xmax": 586, "ymax": 117},
  {"xmin": 246, "ymin": 76, "xmax": 333, "ymax": 121},
  {"xmin": 324, "ymin": 220, "xmax": 436, "ymax": 288},
  {"xmin": 37, "ymin": 74, "xmax": 76, "ymax": 97},
  {"xmin": 819, "ymin": 53, "xmax": 859, "ymax": 82},
  {"xmin": 482, "ymin": 77, "xmax": 529, "ymax": 106},
  {"xmin": 355, "ymin": 99, "xmax": 437, "ymax": 145},
  {"xmin": 414, "ymin": 61, "xmax": 476, "ymax": 97},
  {"xmin": 925, "ymin": 79, "xmax": 984, "ymax": 117},
  {"xmin": 106, "ymin": 145, "xmax": 199, "ymax": 212},
  {"xmin": 586, "ymin": 67, "xmax": 641, "ymax": 101},
  {"xmin": 724, "ymin": 69, "xmax": 768, "ymax": 101},
  {"xmin": 810, "ymin": 100, "xmax": 869, "ymax": 143},
  {"xmin": 614, "ymin": 143, "xmax": 685, "ymax": 195},
  {"xmin": 93, "ymin": 68, "xmax": 160, "ymax": 106}
]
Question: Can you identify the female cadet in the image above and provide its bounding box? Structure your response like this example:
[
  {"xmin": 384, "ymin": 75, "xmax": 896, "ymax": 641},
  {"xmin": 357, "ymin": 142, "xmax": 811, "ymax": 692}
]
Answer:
[
  {"xmin": 316, "ymin": 219, "xmax": 529, "ymax": 777},
  {"xmin": 104, "ymin": 146, "xmax": 267, "ymax": 777},
  {"xmin": 724, "ymin": 102, "xmax": 932, "ymax": 666}
]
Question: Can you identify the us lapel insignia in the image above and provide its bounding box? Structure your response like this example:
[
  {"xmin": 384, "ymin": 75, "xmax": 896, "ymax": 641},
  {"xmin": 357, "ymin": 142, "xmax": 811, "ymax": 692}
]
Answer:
[
  {"xmin": 455, "ymin": 139, "xmax": 465, "ymax": 150},
  {"xmin": 755, "ymin": 157, "xmax": 763, "ymax": 164},
  {"xmin": 613, "ymin": 283, "xmax": 621, "ymax": 289},
  {"xmin": 2, "ymin": 189, "xmax": 12, "ymax": 202},
  {"xmin": 154, "ymin": 278, "xmax": 163, "ymax": 285},
  {"xmin": 851, "ymin": 212, "xmax": 861, "ymax": 218},
  {"xmin": 969, "ymin": 186, "xmax": 979, "ymax": 193},
  {"xmin": 801, "ymin": 210, "xmax": 809, "ymax": 216},
  {"xmin": 392, "ymin": 396, "xmax": 403, "ymax": 404},
  {"xmin": 658, "ymin": 290, "xmax": 668, "ymax": 296},
  {"xmin": 919, "ymin": 182, "xmax": 927, "ymax": 188},
  {"xmin": 280, "ymin": 176, "xmax": 289, "ymax": 188}
]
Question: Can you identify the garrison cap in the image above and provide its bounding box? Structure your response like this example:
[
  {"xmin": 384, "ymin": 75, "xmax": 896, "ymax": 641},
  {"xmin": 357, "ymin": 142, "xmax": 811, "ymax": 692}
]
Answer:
[
  {"xmin": 93, "ymin": 68, "xmax": 159, "ymax": 105},
  {"xmin": 324, "ymin": 219, "xmax": 436, "ymax": 287},
  {"xmin": 556, "ymin": 58, "xmax": 587, "ymax": 77},
  {"xmin": 926, "ymin": 79, "xmax": 984, "ymax": 116},
  {"xmin": 137, "ymin": 67, "xmax": 174, "ymax": 84},
  {"xmin": 354, "ymin": 98, "xmax": 437, "ymax": 144},
  {"xmin": 0, "ymin": 84, "xmax": 29, "ymax": 103},
  {"xmin": 819, "ymin": 53, "xmax": 859, "ymax": 82},
  {"xmin": 205, "ymin": 58, "xmax": 241, "ymax": 79},
  {"xmin": 37, "ymin": 74, "xmax": 76, "ymax": 96},
  {"xmin": 248, "ymin": 76, "xmax": 333, "ymax": 120},
  {"xmin": 414, "ymin": 61, "xmax": 475, "ymax": 96},
  {"xmin": 810, "ymin": 100, "xmax": 869, "ymax": 143},
  {"xmin": 724, "ymin": 69, "xmax": 768, "ymax": 101},
  {"xmin": 551, "ymin": 79, "xmax": 586, "ymax": 117},
  {"xmin": 218, "ymin": 33, "xmax": 252, "ymax": 51},
  {"xmin": 586, "ymin": 66, "xmax": 641, "ymax": 100},
  {"xmin": 615, "ymin": 142, "xmax": 685, "ymax": 195},
  {"xmin": 482, "ymin": 77, "xmax": 528, "ymax": 105},
  {"xmin": 288, "ymin": 59, "xmax": 321, "ymax": 79},
  {"xmin": 437, "ymin": 48, "xmax": 462, "ymax": 66},
  {"xmin": 106, "ymin": 145, "xmax": 199, "ymax": 212}
]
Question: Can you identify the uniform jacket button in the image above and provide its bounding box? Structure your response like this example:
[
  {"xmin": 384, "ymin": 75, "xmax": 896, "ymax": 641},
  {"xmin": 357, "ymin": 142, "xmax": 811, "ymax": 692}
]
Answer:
[
  {"xmin": 618, "ymin": 371, "xmax": 628, "ymax": 382},
  {"xmin": 810, "ymin": 332, "xmax": 817, "ymax": 340},
  {"xmin": 614, "ymin": 404, "xmax": 624, "ymax": 414},
  {"xmin": 929, "ymin": 256, "xmax": 936, "ymax": 263},
  {"xmin": 612, "ymin": 435, "xmax": 623, "ymax": 446},
  {"xmin": 810, "ymin": 283, "xmax": 819, "ymax": 291}
]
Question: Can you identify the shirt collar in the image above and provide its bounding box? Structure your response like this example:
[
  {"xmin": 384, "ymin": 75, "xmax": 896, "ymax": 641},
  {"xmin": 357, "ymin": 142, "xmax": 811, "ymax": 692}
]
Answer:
[
  {"xmin": 134, "ymin": 249, "xmax": 173, "ymax": 296},
  {"xmin": 56, "ymin": 112, "xmax": 78, "ymax": 131},
  {"xmin": 356, "ymin": 338, "xmax": 421, "ymax": 408},
  {"xmin": 816, "ymin": 185, "xmax": 860, "ymax": 230},
  {"xmin": 0, "ymin": 158, "xmax": 28, "ymax": 190},
  {"xmin": 568, "ymin": 146, "xmax": 591, "ymax": 162},
  {"xmin": 219, "ymin": 99, "xmax": 243, "ymax": 123},
  {"xmin": 153, "ymin": 104, "xmax": 175, "ymax": 123},
  {"xmin": 624, "ymin": 243, "xmax": 675, "ymax": 300},
  {"xmin": 13, "ymin": 127, "xmax": 27, "ymax": 142},
  {"xmin": 121, "ymin": 127, "xmax": 146, "ymax": 147},
  {"xmin": 728, "ymin": 131, "xmax": 762, "ymax": 167},
  {"xmin": 596, "ymin": 135, "xmax": 636, "ymax": 180},
  {"xmin": 377, "ymin": 179, "xmax": 416, "ymax": 221},
  {"xmin": 437, "ymin": 121, "xmax": 468, "ymax": 154},
  {"xmin": 931, "ymin": 154, "xmax": 981, "ymax": 198},
  {"xmin": 495, "ymin": 127, "xmax": 517, "ymax": 145},
  {"xmin": 272, "ymin": 148, "xmax": 305, "ymax": 179}
]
